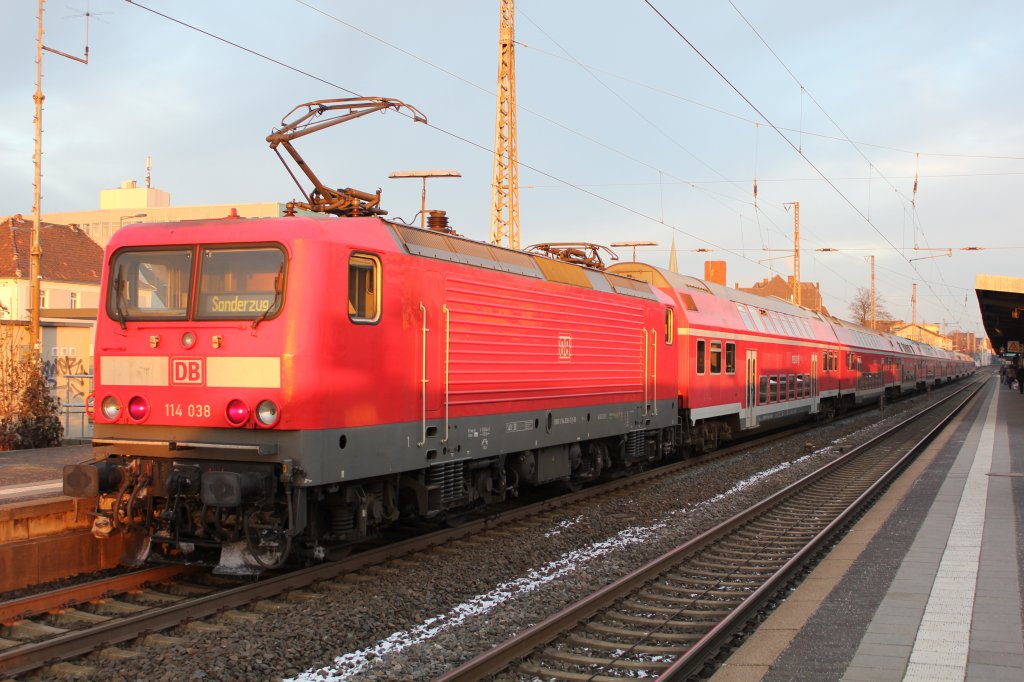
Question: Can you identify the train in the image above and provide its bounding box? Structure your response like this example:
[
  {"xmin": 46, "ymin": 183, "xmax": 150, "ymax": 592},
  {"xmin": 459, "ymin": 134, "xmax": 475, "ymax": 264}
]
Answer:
[{"xmin": 62, "ymin": 211, "xmax": 974, "ymax": 573}]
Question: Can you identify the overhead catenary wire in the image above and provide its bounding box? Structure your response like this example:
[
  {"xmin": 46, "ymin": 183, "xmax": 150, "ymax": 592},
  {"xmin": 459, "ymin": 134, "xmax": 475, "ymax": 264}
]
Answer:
[
  {"xmin": 642, "ymin": 0, "xmax": 965, "ymax": 329},
  {"xmin": 122, "ymin": 0, "xmax": 790, "ymax": 279},
  {"xmin": 123, "ymin": 0, "xmax": 984, "ymax": 328}
]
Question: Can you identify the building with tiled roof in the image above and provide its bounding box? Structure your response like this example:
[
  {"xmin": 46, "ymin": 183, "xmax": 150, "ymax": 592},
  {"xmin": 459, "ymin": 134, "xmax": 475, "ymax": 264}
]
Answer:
[
  {"xmin": 0, "ymin": 215, "xmax": 103, "ymax": 319},
  {"xmin": 0, "ymin": 215, "xmax": 102, "ymax": 440},
  {"xmin": 736, "ymin": 274, "xmax": 830, "ymax": 316}
]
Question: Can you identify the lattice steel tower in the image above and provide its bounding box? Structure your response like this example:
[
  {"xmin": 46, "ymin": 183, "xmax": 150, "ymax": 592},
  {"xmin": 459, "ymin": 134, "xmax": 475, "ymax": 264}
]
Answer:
[{"xmin": 489, "ymin": 0, "xmax": 520, "ymax": 249}]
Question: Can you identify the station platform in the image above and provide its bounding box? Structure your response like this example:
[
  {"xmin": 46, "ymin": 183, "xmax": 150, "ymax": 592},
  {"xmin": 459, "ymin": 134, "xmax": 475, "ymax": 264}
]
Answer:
[
  {"xmin": 0, "ymin": 443, "xmax": 91, "ymax": 504},
  {"xmin": 714, "ymin": 376, "xmax": 1024, "ymax": 681}
]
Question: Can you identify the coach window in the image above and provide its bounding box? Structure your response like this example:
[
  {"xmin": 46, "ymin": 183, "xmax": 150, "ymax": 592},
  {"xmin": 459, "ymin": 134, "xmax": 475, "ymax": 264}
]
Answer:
[
  {"xmin": 769, "ymin": 375, "xmax": 779, "ymax": 402},
  {"xmin": 796, "ymin": 374, "xmax": 804, "ymax": 397},
  {"xmin": 759, "ymin": 376, "xmax": 768, "ymax": 404},
  {"xmin": 696, "ymin": 339, "xmax": 706, "ymax": 374},
  {"xmin": 710, "ymin": 341, "xmax": 722, "ymax": 374},
  {"xmin": 779, "ymin": 374, "xmax": 788, "ymax": 400},
  {"xmin": 348, "ymin": 253, "xmax": 381, "ymax": 323},
  {"xmin": 665, "ymin": 308, "xmax": 674, "ymax": 344},
  {"xmin": 788, "ymin": 374, "xmax": 796, "ymax": 399},
  {"xmin": 725, "ymin": 342, "xmax": 736, "ymax": 374}
]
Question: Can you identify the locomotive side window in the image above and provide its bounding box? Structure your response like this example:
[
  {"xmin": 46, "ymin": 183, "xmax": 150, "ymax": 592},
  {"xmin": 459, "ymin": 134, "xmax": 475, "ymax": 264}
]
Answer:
[
  {"xmin": 107, "ymin": 249, "xmax": 193, "ymax": 321},
  {"xmin": 348, "ymin": 254, "xmax": 381, "ymax": 323},
  {"xmin": 665, "ymin": 308, "xmax": 674, "ymax": 344},
  {"xmin": 725, "ymin": 342, "xmax": 736, "ymax": 374},
  {"xmin": 710, "ymin": 341, "xmax": 722, "ymax": 374},
  {"xmin": 196, "ymin": 246, "xmax": 286, "ymax": 321},
  {"xmin": 696, "ymin": 339, "xmax": 706, "ymax": 374}
]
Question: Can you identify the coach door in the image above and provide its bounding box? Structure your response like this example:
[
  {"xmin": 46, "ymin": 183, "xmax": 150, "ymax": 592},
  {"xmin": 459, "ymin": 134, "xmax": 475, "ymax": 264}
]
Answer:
[
  {"xmin": 744, "ymin": 350, "xmax": 757, "ymax": 428},
  {"xmin": 811, "ymin": 353, "xmax": 820, "ymax": 414}
]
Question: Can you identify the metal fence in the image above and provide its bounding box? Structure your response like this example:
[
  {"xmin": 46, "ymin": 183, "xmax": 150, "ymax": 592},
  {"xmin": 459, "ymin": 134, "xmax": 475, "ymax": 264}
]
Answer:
[{"xmin": 58, "ymin": 373, "xmax": 93, "ymax": 442}]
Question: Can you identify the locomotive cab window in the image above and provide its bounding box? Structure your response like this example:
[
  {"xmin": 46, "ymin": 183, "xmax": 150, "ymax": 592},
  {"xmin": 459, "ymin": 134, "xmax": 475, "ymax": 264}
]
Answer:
[
  {"xmin": 196, "ymin": 246, "xmax": 286, "ymax": 321},
  {"xmin": 348, "ymin": 254, "xmax": 381, "ymax": 323},
  {"xmin": 665, "ymin": 308, "xmax": 674, "ymax": 344},
  {"xmin": 107, "ymin": 248, "xmax": 193, "ymax": 321}
]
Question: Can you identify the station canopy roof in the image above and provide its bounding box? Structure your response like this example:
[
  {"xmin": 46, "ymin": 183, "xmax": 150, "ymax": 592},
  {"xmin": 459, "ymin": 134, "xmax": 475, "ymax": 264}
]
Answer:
[{"xmin": 975, "ymin": 274, "xmax": 1024, "ymax": 355}]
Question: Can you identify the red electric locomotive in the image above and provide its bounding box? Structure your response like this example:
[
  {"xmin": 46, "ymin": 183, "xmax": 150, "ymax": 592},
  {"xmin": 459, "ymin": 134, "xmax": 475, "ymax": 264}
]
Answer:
[{"xmin": 64, "ymin": 215, "xmax": 681, "ymax": 572}]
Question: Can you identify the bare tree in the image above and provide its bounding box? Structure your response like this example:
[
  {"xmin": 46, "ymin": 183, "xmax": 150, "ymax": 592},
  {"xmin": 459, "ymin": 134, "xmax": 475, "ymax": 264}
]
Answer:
[
  {"xmin": 0, "ymin": 322, "xmax": 62, "ymax": 450},
  {"xmin": 848, "ymin": 287, "xmax": 892, "ymax": 328}
]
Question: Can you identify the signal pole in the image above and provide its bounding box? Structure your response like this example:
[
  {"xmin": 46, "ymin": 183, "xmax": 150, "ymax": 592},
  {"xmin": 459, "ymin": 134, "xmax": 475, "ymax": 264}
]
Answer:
[
  {"xmin": 489, "ymin": 0, "xmax": 520, "ymax": 249},
  {"xmin": 911, "ymin": 282, "xmax": 917, "ymax": 327},
  {"xmin": 869, "ymin": 255, "xmax": 876, "ymax": 330},
  {"xmin": 31, "ymin": 0, "xmax": 89, "ymax": 356},
  {"xmin": 783, "ymin": 201, "xmax": 800, "ymax": 306},
  {"xmin": 31, "ymin": 0, "xmax": 45, "ymax": 355}
]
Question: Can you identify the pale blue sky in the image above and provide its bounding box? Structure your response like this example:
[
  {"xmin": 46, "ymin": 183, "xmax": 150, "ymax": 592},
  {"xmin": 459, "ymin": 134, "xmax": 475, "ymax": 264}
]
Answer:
[{"xmin": 2, "ymin": 1, "xmax": 1022, "ymax": 333}]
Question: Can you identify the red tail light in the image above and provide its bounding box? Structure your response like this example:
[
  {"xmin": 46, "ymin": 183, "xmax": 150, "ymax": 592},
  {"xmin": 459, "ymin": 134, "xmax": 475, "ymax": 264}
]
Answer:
[
  {"xmin": 226, "ymin": 399, "xmax": 249, "ymax": 426},
  {"xmin": 128, "ymin": 396, "xmax": 150, "ymax": 421}
]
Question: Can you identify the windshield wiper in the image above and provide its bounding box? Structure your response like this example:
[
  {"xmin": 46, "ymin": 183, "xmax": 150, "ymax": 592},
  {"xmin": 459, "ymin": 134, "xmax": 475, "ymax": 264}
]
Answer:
[
  {"xmin": 113, "ymin": 265, "xmax": 128, "ymax": 330},
  {"xmin": 252, "ymin": 264, "xmax": 285, "ymax": 330}
]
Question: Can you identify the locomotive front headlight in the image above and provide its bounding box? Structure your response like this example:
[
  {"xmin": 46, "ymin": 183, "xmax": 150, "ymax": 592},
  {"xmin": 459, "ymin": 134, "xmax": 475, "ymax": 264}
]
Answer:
[
  {"xmin": 226, "ymin": 399, "xmax": 250, "ymax": 426},
  {"xmin": 128, "ymin": 396, "xmax": 150, "ymax": 421},
  {"xmin": 181, "ymin": 331, "xmax": 196, "ymax": 349},
  {"xmin": 255, "ymin": 400, "xmax": 279, "ymax": 427},
  {"xmin": 101, "ymin": 396, "xmax": 121, "ymax": 420}
]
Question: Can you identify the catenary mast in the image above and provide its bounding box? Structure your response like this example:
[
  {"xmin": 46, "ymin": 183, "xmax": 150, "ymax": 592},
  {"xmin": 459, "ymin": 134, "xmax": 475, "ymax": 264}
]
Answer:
[{"xmin": 489, "ymin": 0, "xmax": 520, "ymax": 249}]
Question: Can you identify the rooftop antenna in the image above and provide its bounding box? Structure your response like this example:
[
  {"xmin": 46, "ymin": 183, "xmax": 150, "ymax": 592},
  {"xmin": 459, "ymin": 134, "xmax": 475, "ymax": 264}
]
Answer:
[{"xmin": 146, "ymin": 155, "xmax": 152, "ymax": 189}]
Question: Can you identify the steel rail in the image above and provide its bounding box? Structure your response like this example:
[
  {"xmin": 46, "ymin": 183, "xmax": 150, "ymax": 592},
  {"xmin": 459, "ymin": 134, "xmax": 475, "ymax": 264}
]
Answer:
[
  {"xmin": 436, "ymin": 377, "xmax": 985, "ymax": 682},
  {"xmin": 0, "ymin": 566, "xmax": 188, "ymax": 624},
  {"xmin": 0, "ymin": 428, "xmax": 779, "ymax": 677},
  {"xmin": 0, "ymin": 380, "xmax": 967, "ymax": 677},
  {"xmin": 658, "ymin": 377, "xmax": 986, "ymax": 680}
]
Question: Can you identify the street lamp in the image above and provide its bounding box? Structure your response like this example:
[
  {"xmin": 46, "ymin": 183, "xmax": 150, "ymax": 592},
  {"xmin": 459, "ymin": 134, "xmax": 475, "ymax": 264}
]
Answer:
[
  {"xmin": 119, "ymin": 213, "xmax": 147, "ymax": 229},
  {"xmin": 388, "ymin": 170, "xmax": 461, "ymax": 229},
  {"xmin": 611, "ymin": 241, "xmax": 658, "ymax": 262}
]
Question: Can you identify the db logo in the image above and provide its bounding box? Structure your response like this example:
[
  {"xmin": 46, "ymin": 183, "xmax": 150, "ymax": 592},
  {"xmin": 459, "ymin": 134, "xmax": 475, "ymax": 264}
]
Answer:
[
  {"xmin": 558, "ymin": 334, "xmax": 573, "ymax": 361},
  {"xmin": 171, "ymin": 357, "xmax": 205, "ymax": 385}
]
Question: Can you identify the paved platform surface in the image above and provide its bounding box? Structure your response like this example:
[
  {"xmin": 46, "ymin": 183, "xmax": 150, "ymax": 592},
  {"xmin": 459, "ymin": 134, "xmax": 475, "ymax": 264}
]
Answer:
[
  {"xmin": 0, "ymin": 443, "xmax": 93, "ymax": 504},
  {"xmin": 714, "ymin": 376, "xmax": 1024, "ymax": 681}
]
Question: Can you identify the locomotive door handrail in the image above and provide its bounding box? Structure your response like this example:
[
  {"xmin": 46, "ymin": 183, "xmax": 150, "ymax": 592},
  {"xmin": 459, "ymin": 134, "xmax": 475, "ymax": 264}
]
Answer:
[
  {"xmin": 419, "ymin": 302, "xmax": 428, "ymax": 447},
  {"xmin": 442, "ymin": 304, "xmax": 450, "ymax": 444},
  {"xmin": 650, "ymin": 327, "xmax": 657, "ymax": 416},
  {"xmin": 642, "ymin": 328, "xmax": 649, "ymax": 417}
]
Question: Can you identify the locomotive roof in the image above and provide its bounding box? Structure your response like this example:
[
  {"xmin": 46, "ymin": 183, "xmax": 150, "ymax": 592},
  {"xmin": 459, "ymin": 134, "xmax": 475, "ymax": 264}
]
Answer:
[{"xmin": 387, "ymin": 221, "xmax": 659, "ymax": 301}]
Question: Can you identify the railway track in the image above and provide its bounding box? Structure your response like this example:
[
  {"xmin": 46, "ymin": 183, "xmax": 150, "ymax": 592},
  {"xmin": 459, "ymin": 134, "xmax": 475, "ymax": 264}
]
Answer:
[
  {"xmin": 0, "ymin": 381, "xmax": 967, "ymax": 679},
  {"xmin": 437, "ymin": 378, "xmax": 985, "ymax": 681}
]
